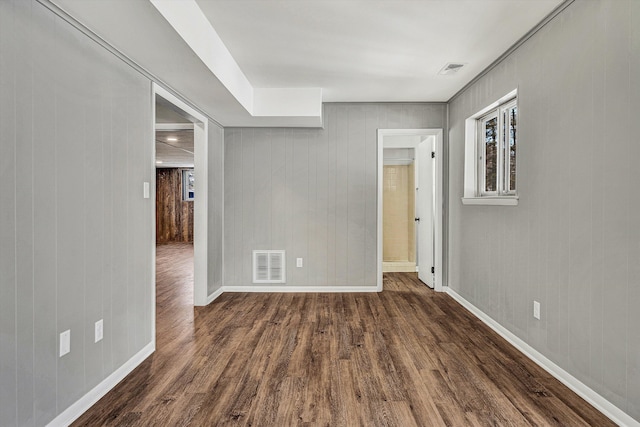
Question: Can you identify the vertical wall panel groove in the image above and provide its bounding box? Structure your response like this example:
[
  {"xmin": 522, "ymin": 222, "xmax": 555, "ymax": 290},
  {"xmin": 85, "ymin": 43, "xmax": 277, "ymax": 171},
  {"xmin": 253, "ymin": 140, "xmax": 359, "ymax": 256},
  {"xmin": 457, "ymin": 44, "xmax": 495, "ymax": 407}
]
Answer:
[{"xmin": 0, "ymin": 1, "xmax": 18, "ymax": 425}]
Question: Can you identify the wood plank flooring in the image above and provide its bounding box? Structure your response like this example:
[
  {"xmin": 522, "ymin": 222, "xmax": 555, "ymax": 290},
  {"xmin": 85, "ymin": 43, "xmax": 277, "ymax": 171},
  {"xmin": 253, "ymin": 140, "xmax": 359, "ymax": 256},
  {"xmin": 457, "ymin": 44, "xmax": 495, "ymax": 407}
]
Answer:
[{"xmin": 72, "ymin": 243, "xmax": 614, "ymax": 426}]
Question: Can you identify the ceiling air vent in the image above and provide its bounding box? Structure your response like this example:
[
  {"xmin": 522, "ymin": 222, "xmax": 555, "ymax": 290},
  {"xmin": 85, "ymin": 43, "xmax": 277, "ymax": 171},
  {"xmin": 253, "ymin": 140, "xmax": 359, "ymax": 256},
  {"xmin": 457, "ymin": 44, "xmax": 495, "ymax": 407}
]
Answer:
[
  {"xmin": 253, "ymin": 250, "xmax": 286, "ymax": 284},
  {"xmin": 438, "ymin": 62, "xmax": 466, "ymax": 75}
]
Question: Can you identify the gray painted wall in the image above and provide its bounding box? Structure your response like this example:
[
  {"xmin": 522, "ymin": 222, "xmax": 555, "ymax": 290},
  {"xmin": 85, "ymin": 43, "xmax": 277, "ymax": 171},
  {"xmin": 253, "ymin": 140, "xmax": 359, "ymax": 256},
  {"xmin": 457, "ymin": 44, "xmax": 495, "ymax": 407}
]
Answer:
[
  {"xmin": 224, "ymin": 103, "xmax": 446, "ymax": 288},
  {"xmin": 0, "ymin": 1, "xmax": 154, "ymax": 425},
  {"xmin": 448, "ymin": 0, "xmax": 640, "ymax": 421},
  {"xmin": 208, "ymin": 124, "xmax": 224, "ymax": 295}
]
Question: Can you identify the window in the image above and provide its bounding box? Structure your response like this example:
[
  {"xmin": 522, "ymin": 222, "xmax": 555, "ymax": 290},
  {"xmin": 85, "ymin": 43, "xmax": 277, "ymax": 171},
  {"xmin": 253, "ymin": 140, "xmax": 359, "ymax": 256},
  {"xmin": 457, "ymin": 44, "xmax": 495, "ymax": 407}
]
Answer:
[
  {"xmin": 478, "ymin": 98, "xmax": 517, "ymax": 196},
  {"xmin": 462, "ymin": 89, "xmax": 518, "ymax": 206}
]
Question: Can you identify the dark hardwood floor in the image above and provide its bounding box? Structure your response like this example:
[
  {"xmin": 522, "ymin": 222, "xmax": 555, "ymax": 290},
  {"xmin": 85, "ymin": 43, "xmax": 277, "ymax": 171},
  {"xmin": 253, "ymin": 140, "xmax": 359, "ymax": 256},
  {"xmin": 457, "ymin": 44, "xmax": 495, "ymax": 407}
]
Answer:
[{"xmin": 73, "ymin": 243, "xmax": 614, "ymax": 426}]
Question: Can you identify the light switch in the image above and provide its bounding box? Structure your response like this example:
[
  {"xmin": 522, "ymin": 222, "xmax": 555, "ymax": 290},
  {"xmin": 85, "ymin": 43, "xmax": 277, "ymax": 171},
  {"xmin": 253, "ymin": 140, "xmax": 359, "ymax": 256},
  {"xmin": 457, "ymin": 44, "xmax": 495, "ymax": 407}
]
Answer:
[
  {"xmin": 296, "ymin": 258, "xmax": 303, "ymax": 268},
  {"xmin": 60, "ymin": 330, "xmax": 70, "ymax": 357},
  {"xmin": 143, "ymin": 182, "xmax": 150, "ymax": 199}
]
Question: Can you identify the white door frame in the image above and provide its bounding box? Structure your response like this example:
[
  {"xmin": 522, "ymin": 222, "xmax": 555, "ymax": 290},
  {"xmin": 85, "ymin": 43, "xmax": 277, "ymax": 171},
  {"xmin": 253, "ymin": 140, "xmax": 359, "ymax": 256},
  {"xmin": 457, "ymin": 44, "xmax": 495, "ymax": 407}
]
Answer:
[
  {"xmin": 377, "ymin": 129, "xmax": 443, "ymax": 292},
  {"xmin": 153, "ymin": 84, "xmax": 209, "ymax": 306}
]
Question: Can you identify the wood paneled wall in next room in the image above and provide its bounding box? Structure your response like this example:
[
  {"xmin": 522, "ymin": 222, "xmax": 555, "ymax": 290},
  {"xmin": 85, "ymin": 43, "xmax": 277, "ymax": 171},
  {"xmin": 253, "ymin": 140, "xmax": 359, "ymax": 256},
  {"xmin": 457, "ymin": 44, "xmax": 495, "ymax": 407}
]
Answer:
[{"xmin": 156, "ymin": 168, "xmax": 193, "ymax": 243}]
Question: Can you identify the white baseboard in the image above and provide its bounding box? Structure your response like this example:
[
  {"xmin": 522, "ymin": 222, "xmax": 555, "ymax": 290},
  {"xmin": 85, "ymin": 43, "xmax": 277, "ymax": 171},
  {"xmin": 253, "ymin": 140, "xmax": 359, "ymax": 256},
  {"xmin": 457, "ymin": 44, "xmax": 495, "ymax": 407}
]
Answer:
[
  {"xmin": 222, "ymin": 285, "xmax": 379, "ymax": 293},
  {"xmin": 46, "ymin": 342, "xmax": 155, "ymax": 427},
  {"xmin": 206, "ymin": 286, "xmax": 224, "ymax": 304},
  {"xmin": 445, "ymin": 287, "xmax": 638, "ymax": 427},
  {"xmin": 383, "ymin": 261, "xmax": 417, "ymax": 273}
]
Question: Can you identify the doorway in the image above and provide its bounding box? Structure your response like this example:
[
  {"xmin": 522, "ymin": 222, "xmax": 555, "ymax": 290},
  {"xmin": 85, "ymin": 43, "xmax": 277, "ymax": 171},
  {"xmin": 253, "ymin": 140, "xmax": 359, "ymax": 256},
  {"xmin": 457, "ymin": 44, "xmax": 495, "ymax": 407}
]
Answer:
[
  {"xmin": 152, "ymin": 84, "xmax": 209, "ymax": 315},
  {"xmin": 377, "ymin": 129, "xmax": 443, "ymax": 292}
]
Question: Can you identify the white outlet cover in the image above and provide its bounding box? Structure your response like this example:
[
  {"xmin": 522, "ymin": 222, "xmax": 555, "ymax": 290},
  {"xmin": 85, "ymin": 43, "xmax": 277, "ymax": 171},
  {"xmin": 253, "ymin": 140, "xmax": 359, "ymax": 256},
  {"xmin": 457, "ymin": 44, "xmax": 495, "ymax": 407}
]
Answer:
[
  {"xmin": 95, "ymin": 319, "xmax": 104, "ymax": 343},
  {"xmin": 533, "ymin": 301, "xmax": 541, "ymax": 320},
  {"xmin": 60, "ymin": 330, "xmax": 70, "ymax": 357}
]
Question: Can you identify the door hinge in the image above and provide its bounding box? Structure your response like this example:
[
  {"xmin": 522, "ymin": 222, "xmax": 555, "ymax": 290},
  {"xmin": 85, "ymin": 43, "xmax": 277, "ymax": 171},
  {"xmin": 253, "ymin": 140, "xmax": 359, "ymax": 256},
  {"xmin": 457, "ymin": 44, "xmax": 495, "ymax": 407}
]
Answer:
[
  {"xmin": 431, "ymin": 266, "xmax": 435, "ymax": 274},
  {"xmin": 431, "ymin": 151, "xmax": 435, "ymax": 158}
]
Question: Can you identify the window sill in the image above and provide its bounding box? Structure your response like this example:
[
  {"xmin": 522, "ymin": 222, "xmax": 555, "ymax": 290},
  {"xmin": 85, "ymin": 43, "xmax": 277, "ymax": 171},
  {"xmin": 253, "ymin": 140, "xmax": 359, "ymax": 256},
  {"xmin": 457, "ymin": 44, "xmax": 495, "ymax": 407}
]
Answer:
[{"xmin": 461, "ymin": 196, "xmax": 518, "ymax": 206}]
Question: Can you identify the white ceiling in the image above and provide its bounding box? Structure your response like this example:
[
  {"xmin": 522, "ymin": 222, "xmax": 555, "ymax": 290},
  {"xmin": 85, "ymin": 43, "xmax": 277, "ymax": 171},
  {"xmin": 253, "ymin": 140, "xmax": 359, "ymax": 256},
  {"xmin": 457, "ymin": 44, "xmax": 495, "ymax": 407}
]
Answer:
[
  {"xmin": 156, "ymin": 129, "xmax": 194, "ymax": 168},
  {"xmin": 53, "ymin": 0, "xmax": 563, "ymax": 127},
  {"xmin": 196, "ymin": 0, "xmax": 562, "ymax": 102}
]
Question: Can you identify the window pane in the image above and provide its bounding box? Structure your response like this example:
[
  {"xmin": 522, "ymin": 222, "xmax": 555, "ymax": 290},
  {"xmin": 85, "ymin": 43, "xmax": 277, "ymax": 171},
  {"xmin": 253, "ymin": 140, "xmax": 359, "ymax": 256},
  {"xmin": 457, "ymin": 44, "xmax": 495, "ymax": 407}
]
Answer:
[
  {"xmin": 509, "ymin": 107, "xmax": 517, "ymax": 191},
  {"xmin": 484, "ymin": 117, "xmax": 498, "ymax": 192}
]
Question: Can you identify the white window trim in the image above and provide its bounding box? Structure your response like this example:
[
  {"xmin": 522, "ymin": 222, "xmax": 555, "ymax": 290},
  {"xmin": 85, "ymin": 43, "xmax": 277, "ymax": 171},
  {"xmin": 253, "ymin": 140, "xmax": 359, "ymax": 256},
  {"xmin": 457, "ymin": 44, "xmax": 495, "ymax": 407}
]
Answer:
[{"xmin": 462, "ymin": 89, "xmax": 519, "ymax": 206}]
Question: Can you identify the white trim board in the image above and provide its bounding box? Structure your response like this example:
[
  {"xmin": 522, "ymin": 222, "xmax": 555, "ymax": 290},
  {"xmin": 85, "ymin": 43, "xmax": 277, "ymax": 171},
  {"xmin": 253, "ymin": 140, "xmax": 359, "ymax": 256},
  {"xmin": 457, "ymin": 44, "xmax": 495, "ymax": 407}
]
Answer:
[
  {"xmin": 206, "ymin": 287, "xmax": 225, "ymax": 304},
  {"xmin": 222, "ymin": 286, "xmax": 380, "ymax": 293},
  {"xmin": 445, "ymin": 287, "xmax": 639, "ymax": 427},
  {"xmin": 46, "ymin": 342, "xmax": 155, "ymax": 427},
  {"xmin": 155, "ymin": 123, "xmax": 194, "ymax": 131}
]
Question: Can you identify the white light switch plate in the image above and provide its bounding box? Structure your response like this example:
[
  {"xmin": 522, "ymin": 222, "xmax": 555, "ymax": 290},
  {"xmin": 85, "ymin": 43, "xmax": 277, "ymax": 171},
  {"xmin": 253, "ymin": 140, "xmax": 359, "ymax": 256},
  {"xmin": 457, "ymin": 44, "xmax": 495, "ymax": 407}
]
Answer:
[
  {"xmin": 296, "ymin": 258, "xmax": 303, "ymax": 268},
  {"xmin": 143, "ymin": 182, "xmax": 150, "ymax": 199},
  {"xmin": 60, "ymin": 330, "xmax": 70, "ymax": 357}
]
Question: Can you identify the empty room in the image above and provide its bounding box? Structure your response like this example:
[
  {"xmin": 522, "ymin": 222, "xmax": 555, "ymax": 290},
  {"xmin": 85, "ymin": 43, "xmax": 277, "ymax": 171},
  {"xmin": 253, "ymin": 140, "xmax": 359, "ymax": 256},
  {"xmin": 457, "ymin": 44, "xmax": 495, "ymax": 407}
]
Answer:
[{"xmin": 1, "ymin": 0, "xmax": 639, "ymax": 426}]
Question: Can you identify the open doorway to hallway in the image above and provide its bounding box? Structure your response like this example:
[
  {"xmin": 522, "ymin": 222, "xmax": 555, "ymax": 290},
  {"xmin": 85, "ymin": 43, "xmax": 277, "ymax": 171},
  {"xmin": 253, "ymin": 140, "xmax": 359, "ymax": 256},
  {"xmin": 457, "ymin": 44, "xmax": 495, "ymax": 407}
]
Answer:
[
  {"xmin": 152, "ymin": 84, "xmax": 210, "ymax": 318},
  {"xmin": 154, "ymin": 96, "xmax": 196, "ymax": 318},
  {"xmin": 377, "ymin": 129, "xmax": 444, "ymax": 292}
]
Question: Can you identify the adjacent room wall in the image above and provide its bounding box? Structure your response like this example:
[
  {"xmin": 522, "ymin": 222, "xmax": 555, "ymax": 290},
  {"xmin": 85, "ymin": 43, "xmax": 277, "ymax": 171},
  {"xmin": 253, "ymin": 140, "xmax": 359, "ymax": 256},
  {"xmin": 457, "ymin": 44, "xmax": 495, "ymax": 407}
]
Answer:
[
  {"xmin": 224, "ymin": 103, "xmax": 446, "ymax": 288},
  {"xmin": 156, "ymin": 168, "xmax": 194, "ymax": 243},
  {"xmin": 0, "ymin": 1, "xmax": 153, "ymax": 425},
  {"xmin": 447, "ymin": 0, "xmax": 640, "ymax": 421},
  {"xmin": 382, "ymin": 164, "xmax": 415, "ymax": 263}
]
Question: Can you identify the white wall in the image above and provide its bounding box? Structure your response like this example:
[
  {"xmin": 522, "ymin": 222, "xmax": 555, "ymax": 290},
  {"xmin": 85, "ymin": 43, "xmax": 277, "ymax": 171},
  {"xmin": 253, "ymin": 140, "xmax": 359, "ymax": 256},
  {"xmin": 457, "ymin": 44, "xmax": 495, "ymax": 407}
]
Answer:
[{"xmin": 448, "ymin": 0, "xmax": 640, "ymax": 421}]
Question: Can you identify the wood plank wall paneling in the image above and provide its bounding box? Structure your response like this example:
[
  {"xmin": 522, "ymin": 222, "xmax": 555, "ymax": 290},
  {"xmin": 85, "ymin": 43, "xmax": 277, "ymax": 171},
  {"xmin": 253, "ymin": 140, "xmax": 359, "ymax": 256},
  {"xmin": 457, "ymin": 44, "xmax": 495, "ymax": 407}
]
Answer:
[
  {"xmin": 224, "ymin": 103, "xmax": 446, "ymax": 288},
  {"xmin": 156, "ymin": 168, "xmax": 194, "ymax": 243},
  {"xmin": 447, "ymin": 0, "xmax": 640, "ymax": 422},
  {"xmin": 0, "ymin": 1, "xmax": 154, "ymax": 424}
]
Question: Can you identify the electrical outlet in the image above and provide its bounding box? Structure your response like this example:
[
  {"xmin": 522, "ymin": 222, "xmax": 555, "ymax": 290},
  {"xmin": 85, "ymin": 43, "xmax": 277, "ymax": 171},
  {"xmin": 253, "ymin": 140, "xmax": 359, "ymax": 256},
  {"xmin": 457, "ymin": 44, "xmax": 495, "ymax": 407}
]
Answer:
[
  {"xmin": 95, "ymin": 319, "xmax": 103, "ymax": 343},
  {"xmin": 60, "ymin": 330, "xmax": 70, "ymax": 357},
  {"xmin": 296, "ymin": 258, "xmax": 303, "ymax": 268},
  {"xmin": 533, "ymin": 301, "xmax": 541, "ymax": 320}
]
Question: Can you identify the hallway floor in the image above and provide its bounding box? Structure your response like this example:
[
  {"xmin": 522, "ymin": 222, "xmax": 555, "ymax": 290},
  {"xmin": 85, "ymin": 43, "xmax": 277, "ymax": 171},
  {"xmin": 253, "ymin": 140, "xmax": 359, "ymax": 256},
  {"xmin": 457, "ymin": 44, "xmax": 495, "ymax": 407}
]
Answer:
[{"xmin": 72, "ymin": 243, "xmax": 613, "ymax": 426}]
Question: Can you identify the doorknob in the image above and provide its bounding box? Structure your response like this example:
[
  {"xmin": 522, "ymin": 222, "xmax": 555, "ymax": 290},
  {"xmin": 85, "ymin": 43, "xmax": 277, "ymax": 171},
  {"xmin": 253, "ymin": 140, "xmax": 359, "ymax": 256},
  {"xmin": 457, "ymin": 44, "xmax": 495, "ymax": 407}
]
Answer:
[{"xmin": 414, "ymin": 217, "xmax": 420, "ymax": 222}]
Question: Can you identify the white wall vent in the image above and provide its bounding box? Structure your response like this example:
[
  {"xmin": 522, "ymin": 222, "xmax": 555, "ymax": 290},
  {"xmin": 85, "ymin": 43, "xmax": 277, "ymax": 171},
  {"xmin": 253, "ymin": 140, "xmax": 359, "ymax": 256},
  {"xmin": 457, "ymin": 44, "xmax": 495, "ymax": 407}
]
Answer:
[{"xmin": 253, "ymin": 250, "xmax": 286, "ymax": 283}]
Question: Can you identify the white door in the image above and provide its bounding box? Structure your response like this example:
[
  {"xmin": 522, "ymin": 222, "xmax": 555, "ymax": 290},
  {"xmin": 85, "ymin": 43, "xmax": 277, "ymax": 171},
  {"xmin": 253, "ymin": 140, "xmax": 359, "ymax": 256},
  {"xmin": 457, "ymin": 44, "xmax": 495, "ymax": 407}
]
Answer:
[{"xmin": 416, "ymin": 138, "xmax": 434, "ymax": 288}]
